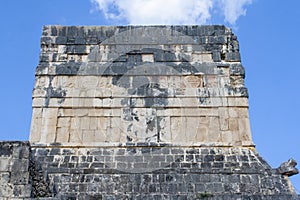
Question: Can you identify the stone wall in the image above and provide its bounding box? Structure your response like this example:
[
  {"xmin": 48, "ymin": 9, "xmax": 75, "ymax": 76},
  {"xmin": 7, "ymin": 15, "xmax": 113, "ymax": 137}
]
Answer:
[
  {"xmin": 0, "ymin": 142, "xmax": 299, "ymax": 199},
  {"xmin": 30, "ymin": 145, "xmax": 297, "ymax": 199},
  {"xmin": 30, "ymin": 25, "xmax": 253, "ymax": 147},
  {"xmin": 0, "ymin": 142, "xmax": 31, "ymax": 199},
  {"xmin": 0, "ymin": 25, "xmax": 299, "ymax": 199}
]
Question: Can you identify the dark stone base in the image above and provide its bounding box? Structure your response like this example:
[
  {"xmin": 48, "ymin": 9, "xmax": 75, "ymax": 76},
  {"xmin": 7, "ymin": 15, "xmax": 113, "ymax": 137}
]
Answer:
[{"xmin": 1, "ymin": 142, "xmax": 299, "ymax": 199}]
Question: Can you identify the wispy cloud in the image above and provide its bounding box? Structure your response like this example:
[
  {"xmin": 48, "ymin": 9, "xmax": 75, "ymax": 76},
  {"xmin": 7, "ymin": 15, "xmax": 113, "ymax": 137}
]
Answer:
[
  {"xmin": 220, "ymin": 0, "xmax": 253, "ymax": 24},
  {"xmin": 91, "ymin": 0, "xmax": 252, "ymax": 25}
]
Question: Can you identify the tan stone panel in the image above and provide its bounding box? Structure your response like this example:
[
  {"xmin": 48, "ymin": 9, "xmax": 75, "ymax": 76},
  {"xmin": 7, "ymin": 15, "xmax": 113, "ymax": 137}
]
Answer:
[
  {"xmin": 32, "ymin": 98, "xmax": 45, "ymax": 107},
  {"xmin": 220, "ymin": 131, "xmax": 233, "ymax": 144},
  {"xmin": 88, "ymin": 109, "xmax": 105, "ymax": 117},
  {"xmin": 158, "ymin": 116, "xmax": 171, "ymax": 142},
  {"xmin": 238, "ymin": 118, "xmax": 253, "ymax": 142},
  {"xmin": 98, "ymin": 117, "xmax": 110, "ymax": 130},
  {"xmin": 31, "ymin": 108, "xmax": 43, "ymax": 119},
  {"xmin": 157, "ymin": 108, "xmax": 219, "ymax": 117},
  {"xmin": 183, "ymin": 75, "xmax": 203, "ymax": 88},
  {"xmin": 207, "ymin": 116, "xmax": 221, "ymax": 142},
  {"xmin": 32, "ymin": 88, "xmax": 47, "ymax": 97},
  {"xmin": 70, "ymin": 117, "xmax": 81, "ymax": 130},
  {"xmin": 56, "ymin": 127, "xmax": 70, "ymax": 143},
  {"xmin": 34, "ymin": 76, "xmax": 49, "ymax": 89},
  {"xmin": 228, "ymin": 97, "xmax": 249, "ymax": 107},
  {"xmin": 93, "ymin": 98, "xmax": 103, "ymax": 107},
  {"xmin": 238, "ymin": 108, "xmax": 250, "ymax": 118},
  {"xmin": 229, "ymin": 118, "xmax": 239, "ymax": 131},
  {"xmin": 218, "ymin": 107, "xmax": 229, "ymax": 131},
  {"xmin": 112, "ymin": 86, "xmax": 128, "ymax": 97},
  {"xmin": 94, "ymin": 129, "xmax": 108, "ymax": 143},
  {"xmin": 80, "ymin": 117, "xmax": 90, "ymax": 130},
  {"xmin": 142, "ymin": 54, "xmax": 154, "ymax": 62},
  {"xmin": 57, "ymin": 117, "xmax": 71, "ymax": 128},
  {"xmin": 89, "ymin": 117, "xmax": 98, "ymax": 130},
  {"xmin": 185, "ymin": 117, "xmax": 201, "ymax": 143},
  {"xmin": 108, "ymin": 127, "xmax": 120, "ymax": 142},
  {"xmin": 82, "ymin": 130, "xmax": 96, "ymax": 143},
  {"xmin": 192, "ymin": 53, "xmax": 213, "ymax": 63},
  {"xmin": 228, "ymin": 108, "xmax": 239, "ymax": 118},
  {"xmin": 29, "ymin": 117, "xmax": 42, "ymax": 142},
  {"xmin": 181, "ymin": 98, "xmax": 200, "ymax": 107},
  {"xmin": 204, "ymin": 75, "xmax": 218, "ymax": 87},
  {"xmin": 171, "ymin": 117, "xmax": 186, "ymax": 143},
  {"xmin": 199, "ymin": 116, "xmax": 209, "ymax": 124},
  {"xmin": 69, "ymin": 129, "xmax": 83, "ymax": 143},
  {"xmin": 195, "ymin": 124, "xmax": 209, "ymax": 142},
  {"xmin": 59, "ymin": 108, "xmax": 92, "ymax": 117}
]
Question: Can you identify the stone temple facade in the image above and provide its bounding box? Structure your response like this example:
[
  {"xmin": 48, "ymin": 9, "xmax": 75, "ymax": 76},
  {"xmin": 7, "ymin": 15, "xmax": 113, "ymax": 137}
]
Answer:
[{"xmin": 0, "ymin": 25, "xmax": 299, "ymax": 199}]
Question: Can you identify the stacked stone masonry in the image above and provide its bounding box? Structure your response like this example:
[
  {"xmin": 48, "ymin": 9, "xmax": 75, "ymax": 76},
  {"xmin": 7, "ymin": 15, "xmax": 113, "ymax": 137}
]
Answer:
[
  {"xmin": 0, "ymin": 25, "xmax": 299, "ymax": 199},
  {"xmin": 30, "ymin": 25, "xmax": 253, "ymax": 147}
]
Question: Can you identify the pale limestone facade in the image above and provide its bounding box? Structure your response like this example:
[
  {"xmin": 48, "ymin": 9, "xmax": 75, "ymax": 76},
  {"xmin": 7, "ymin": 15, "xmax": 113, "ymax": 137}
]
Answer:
[{"xmin": 30, "ymin": 26, "xmax": 253, "ymax": 147}]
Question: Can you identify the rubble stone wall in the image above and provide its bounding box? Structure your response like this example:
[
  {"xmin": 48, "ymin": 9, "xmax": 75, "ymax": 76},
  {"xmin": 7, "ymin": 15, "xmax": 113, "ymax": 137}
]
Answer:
[{"xmin": 0, "ymin": 142, "xmax": 31, "ymax": 199}]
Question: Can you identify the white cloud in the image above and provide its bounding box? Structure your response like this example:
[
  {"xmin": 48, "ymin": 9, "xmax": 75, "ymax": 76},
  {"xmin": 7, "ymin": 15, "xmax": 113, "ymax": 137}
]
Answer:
[
  {"xmin": 91, "ymin": 0, "xmax": 252, "ymax": 25},
  {"xmin": 220, "ymin": 0, "xmax": 253, "ymax": 24}
]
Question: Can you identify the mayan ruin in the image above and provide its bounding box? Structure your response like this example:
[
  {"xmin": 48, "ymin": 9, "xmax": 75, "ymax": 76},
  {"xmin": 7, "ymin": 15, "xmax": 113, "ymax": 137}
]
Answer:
[{"xmin": 0, "ymin": 25, "xmax": 299, "ymax": 199}]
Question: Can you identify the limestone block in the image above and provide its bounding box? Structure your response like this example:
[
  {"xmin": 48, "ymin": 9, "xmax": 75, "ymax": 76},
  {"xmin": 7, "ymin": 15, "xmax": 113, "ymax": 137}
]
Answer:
[
  {"xmin": 207, "ymin": 117, "xmax": 221, "ymax": 142},
  {"xmin": 185, "ymin": 117, "xmax": 203, "ymax": 143},
  {"xmin": 32, "ymin": 98, "xmax": 45, "ymax": 108},
  {"xmin": 35, "ymin": 108, "xmax": 58, "ymax": 143},
  {"xmin": 0, "ymin": 183, "xmax": 13, "ymax": 197},
  {"xmin": 56, "ymin": 127, "xmax": 70, "ymax": 143},
  {"xmin": 228, "ymin": 108, "xmax": 239, "ymax": 118},
  {"xmin": 195, "ymin": 124, "xmax": 209, "ymax": 142},
  {"xmin": 57, "ymin": 117, "xmax": 70, "ymax": 128},
  {"xmin": 0, "ymin": 158, "xmax": 10, "ymax": 171},
  {"xmin": 157, "ymin": 117, "xmax": 171, "ymax": 142},
  {"xmin": 192, "ymin": 53, "xmax": 213, "ymax": 63},
  {"xmin": 80, "ymin": 117, "xmax": 90, "ymax": 130},
  {"xmin": 89, "ymin": 117, "xmax": 98, "ymax": 130},
  {"xmin": 69, "ymin": 129, "xmax": 83, "ymax": 143},
  {"xmin": 12, "ymin": 185, "xmax": 31, "ymax": 198},
  {"xmin": 94, "ymin": 130, "xmax": 108, "ymax": 143},
  {"xmin": 157, "ymin": 108, "xmax": 219, "ymax": 117},
  {"xmin": 204, "ymin": 75, "xmax": 218, "ymax": 87},
  {"xmin": 70, "ymin": 117, "xmax": 80, "ymax": 130},
  {"xmin": 238, "ymin": 108, "xmax": 250, "ymax": 118},
  {"xmin": 218, "ymin": 107, "xmax": 229, "ymax": 131},
  {"xmin": 82, "ymin": 130, "xmax": 96, "ymax": 143},
  {"xmin": 228, "ymin": 97, "xmax": 249, "ymax": 107},
  {"xmin": 238, "ymin": 118, "xmax": 252, "ymax": 142},
  {"xmin": 142, "ymin": 54, "xmax": 154, "ymax": 62},
  {"xmin": 170, "ymin": 117, "xmax": 186, "ymax": 143},
  {"xmin": 30, "ymin": 110, "xmax": 43, "ymax": 142},
  {"xmin": 229, "ymin": 118, "xmax": 239, "ymax": 131},
  {"xmin": 107, "ymin": 127, "xmax": 121, "ymax": 142},
  {"xmin": 34, "ymin": 76, "xmax": 49, "ymax": 89},
  {"xmin": 221, "ymin": 131, "xmax": 233, "ymax": 144},
  {"xmin": 183, "ymin": 75, "xmax": 203, "ymax": 88}
]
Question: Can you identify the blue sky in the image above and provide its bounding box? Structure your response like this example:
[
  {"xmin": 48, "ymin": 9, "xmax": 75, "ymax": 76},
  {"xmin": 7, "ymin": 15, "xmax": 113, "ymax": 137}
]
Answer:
[{"xmin": 0, "ymin": 0, "xmax": 299, "ymax": 192}]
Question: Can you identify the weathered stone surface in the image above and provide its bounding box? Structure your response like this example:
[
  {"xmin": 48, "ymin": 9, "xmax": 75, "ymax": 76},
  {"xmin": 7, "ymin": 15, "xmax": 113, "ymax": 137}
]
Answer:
[
  {"xmin": 30, "ymin": 25, "xmax": 254, "ymax": 147},
  {"xmin": 0, "ymin": 25, "xmax": 299, "ymax": 199},
  {"xmin": 0, "ymin": 142, "xmax": 31, "ymax": 199},
  {"xmin": 277, "ymin": 159, "xmax": 299, "ymax": 176}
]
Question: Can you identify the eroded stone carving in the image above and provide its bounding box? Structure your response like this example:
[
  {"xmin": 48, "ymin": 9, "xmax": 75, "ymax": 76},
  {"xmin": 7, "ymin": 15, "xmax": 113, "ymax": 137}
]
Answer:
[{"xmin": 277, "ymin": 159, "xmax": 299, "ymax": 177}]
